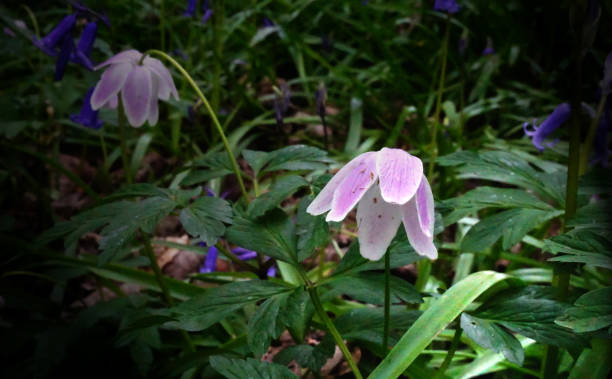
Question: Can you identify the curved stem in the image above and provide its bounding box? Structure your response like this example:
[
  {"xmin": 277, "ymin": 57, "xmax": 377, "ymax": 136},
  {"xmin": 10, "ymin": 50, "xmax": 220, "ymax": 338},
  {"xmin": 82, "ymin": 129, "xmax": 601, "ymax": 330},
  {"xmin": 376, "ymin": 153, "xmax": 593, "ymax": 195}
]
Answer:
[
  {"xmin": 435, "ymin": 327, "xmax": 462, "ymax": 378},
  {"xmin": 383, "ymin": 251, "xmax": 391, "ymax": 353},
  {"xmin": 307, "ymin": 286, "xmax": 363, "ymax": 379},
  {"xmin": 428, "ymin": 14, "xmax": 451, "ymax": 180},
  {"xmin": 147, "ymin": 49, "xmax": 249, "ymax": 200}
]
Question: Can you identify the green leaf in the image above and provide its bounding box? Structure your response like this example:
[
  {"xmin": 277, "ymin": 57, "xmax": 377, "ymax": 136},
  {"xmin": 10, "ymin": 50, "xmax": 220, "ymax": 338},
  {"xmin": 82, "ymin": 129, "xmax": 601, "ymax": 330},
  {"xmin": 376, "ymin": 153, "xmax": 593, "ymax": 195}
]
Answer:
[
  {"xmin": 209, "ymin": 356, "xmax": 296, "ymax": 379},
  {"xmin": 445, "ymin": 186, "xmax": 553, "ymax": 211},
  {"xmin": 248, "ymin": 175, "xmax": 309, "ymax": 218},
  {"xmin": 262, "ymin": 145, "xmax": 332, "ymax": 174},
  {"xmin": 473, "ymin": 286, "xmax": 587, "ymax": 354},
  {"xmin": 130, "ymin": 133, "xmax": 153, "ymax": 176},
  {"xmin": 568, "ymin": 339, "xmax": 612, "ymax": 379},
  {"xmin": 179, "ymin": 196, "xmax": 232, "ymax": 246},
  {"xmin": 461, "ymin": 208, "xmax": 561, "ymax": 252},
  {"xmin": 249, "ymin": 26, "xmax": 280, "ymax": 47},
  {"xmin": 460, "ymin": 313, "xmax": 524, "ymax": 365},
  {"xmin": 242, "ymin": 149, "xmax": 270, "ymax": 178},
  {"xmin": 296, "ymin": 197, "xmax": 329, "ymax": 262},
  {"xmin": 248, "ymin": 293, "xmax": 289, "ymax": 357},
  {"xmin": 369, "ymin": 271, "xmax": 515, "ymax": 379},
  {"xmin": 273, "ymin": 336, "xmax": 334, "ymax": 372},
  {"xmin": 556, "ymin": 287, "xmax": 612, "ymax": 333},
  {"xmin": 335, "ymin": 306, "xmax": 421, "ymax": 346},
  {"xmin": 281, "ymin": 287, "xmax": 314, "ymax": 342},
  {"xmin": 333, "ymin": 240, "xmax": 423, "ymax": 278},
  {"xmin": 545, "ymin": 231, "xmax": 612, "ymax": 270},
  {"xmin": 170, "ymin": 280, "xmax": 294, "ymax": 331},
  {"xmin": 327, "ymin": 272, "xmax": 421, "ymax": 305},
  {"xmin": 226, "ymin": 209, "xmax": 298, "ymax": 265}
]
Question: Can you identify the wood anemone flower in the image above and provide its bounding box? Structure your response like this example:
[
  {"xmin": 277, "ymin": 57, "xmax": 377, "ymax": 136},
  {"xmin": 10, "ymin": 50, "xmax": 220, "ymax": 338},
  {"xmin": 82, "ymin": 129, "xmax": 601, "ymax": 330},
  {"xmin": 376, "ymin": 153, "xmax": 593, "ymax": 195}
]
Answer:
[
  {"xmin": 90, "ymin": 49, "xmax": 179, "ymax": 127},
  {"xmin": 307, "ymin": 148, "xmax": 437, "ymax": 261}
]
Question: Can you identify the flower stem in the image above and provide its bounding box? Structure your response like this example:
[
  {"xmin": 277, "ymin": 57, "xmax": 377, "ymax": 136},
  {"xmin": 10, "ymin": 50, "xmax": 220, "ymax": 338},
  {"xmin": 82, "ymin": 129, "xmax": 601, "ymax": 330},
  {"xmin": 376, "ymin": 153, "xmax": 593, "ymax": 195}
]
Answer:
[
  {"xmin": 141, "ymin": 234, "xmax": 195, "ymax": 352},
  {"xmin": 117, "ymin": 99, "xmax": 133, "ymax": 184},
  {"xmin": 307, "ymin": 286, "xmax": 363, "ymax": 379},
  {"xmin": 383, "ymin": 251, "xmax": 391, "ymax": 354},
  {"xmin": 435, "ymin": 327, "xmax": 463, "ymax": 378},
  {"xmin": 147, "ymin": 49, "xmax": 249, "ymax": 200},
  {"xmin": 428, "ymin": 14, "xmax": 451, "ymax": 181}
]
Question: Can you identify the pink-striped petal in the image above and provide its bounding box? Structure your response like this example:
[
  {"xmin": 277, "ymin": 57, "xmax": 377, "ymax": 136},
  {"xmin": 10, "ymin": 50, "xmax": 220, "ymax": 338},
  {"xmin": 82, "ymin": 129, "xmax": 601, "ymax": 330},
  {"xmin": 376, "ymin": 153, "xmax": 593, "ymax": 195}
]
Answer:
[
  {"xmin": 143, "ymin": 57, "xmax": 178, "ymax": 100},
  {"xmin": 121, "ymin": 65, "xmax": 152, "ymax": 127},
  {"xmin": 148, "ymin": 76, "xmax": 159, "ymax": 126},
  {"xmin": 90, "ymin": 62, "xmax": 131, "ymax": 110},
  {"xmin": 401, "ymin": 196, "xmax": 437, "ymax": 260},
  {"xmin": 416, "ymin": 175, "xmax": 434, "ymax": 238},
  {"xmin": 94, "ymin": 49, "xmax": 141, "ymax": 70},
  {"xmin": 327, "ymin": 152, "xmax": 378, "ymax": 222},
  {"xmin": 356, "ymin": 185, "xmax": 402, "ymax": 260},
  {"xmin": 307, "ymin": 151, "xmax": 377, "ymax": 216},
  {"xmin": 376, "ymin": 147, "xmax": 423, "ymax": 205}
]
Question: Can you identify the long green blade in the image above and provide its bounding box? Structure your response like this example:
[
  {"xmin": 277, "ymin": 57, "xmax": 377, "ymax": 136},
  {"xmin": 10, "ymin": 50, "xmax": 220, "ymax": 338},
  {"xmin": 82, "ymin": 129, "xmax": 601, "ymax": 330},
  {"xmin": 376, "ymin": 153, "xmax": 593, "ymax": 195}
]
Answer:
[{"xmin": 368, "ymin": 271, "xmax": 514, "ymax": 379}]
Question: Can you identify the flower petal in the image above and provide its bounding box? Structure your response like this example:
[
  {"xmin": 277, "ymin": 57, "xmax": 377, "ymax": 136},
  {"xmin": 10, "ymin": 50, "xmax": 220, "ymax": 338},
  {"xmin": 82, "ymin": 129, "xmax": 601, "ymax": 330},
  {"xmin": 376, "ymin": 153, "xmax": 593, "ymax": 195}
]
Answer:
[
  {"xmin": 415, "ymin": 175, "xmax": 434, "ymax": 238},
  {"xmin": 143, "ymin": 56, "xmax": 179, "ymax": 100},
  {"xmin": 327, "ymin": 152, "xmax": 378, "ymax": 222},
  {"xmin": 94, "ymin": 49, "xmax": 141, "ymax": 70},
  {"xmin": 121, "ymin": 65, "xmax": 152, "ymax": 127},
  {"xmin": 401, "ymin": 195, "xmax": 437, "ymax": 260},
  {"xmin": 148, "ymin": 76, "xmax": 159, "ymax": 126},
  {"xmin": 356, "ymin": 185, "xmax": 402, "ymax": 260},
  {"xmin": 376, "ymin": 147, "xmax": 423, "ymax": 205},
  {"xmin": 91, "ymin": 62, "xmax": 131, "ymax": 110},
  {"xmin": 306, "ymin": 151, "xmax": 377, "ymax": 216},
  {"xmin": 105, "ymin": 94, "xmax": 118, "ymax": 109}
]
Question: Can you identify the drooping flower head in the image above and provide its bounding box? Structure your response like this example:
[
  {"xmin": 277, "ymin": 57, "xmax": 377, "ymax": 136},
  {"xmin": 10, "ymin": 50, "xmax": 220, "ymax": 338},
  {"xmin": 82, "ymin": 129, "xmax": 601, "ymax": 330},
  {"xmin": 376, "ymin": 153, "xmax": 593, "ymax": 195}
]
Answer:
[
  {"xmin": 183, "ymin": 0, "xmax": 198, "ymax": 17},
  {"xmin": 273, "ymin": 83, "xmax": 291, "ymax": 127},
  {"xmin": 184, "ymin": 0, "xmax": 213, "ymax": 24},
  {"xmin": 201, "ymin": 0, "xmax": 213, "ymax": 24},
  {"xmin": 434, "ymin": 0, "xmax": 460, "ymax": 14},
  {"xmin": 70, "ymin": 87, "xmax": 103, "ymax": 129},
  {"xmin": 200, "ymin": 245, "xmax": 219, "ymax": 273},
  {"xmin": 307, "ymin": 148, "xmax": 437, "ymax": 260},
  {"xmin": 523, "ymin": 103, "xmax": 571, "ymax": 151},
  {"xmin": 90, "ymin": 50, "xmax": 179, "ymax": 127}
]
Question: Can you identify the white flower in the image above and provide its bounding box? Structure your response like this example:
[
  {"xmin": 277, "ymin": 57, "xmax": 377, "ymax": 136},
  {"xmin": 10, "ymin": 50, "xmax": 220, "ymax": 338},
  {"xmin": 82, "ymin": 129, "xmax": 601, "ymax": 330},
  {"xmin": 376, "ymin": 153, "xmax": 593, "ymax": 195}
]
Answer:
[
  {"xmin": 307, "ymin": 148, "xmax": 437, "ymax": 261},
  {"xmin": 90, "ymin": 49, "xmax": 178, "ymax": 127}
]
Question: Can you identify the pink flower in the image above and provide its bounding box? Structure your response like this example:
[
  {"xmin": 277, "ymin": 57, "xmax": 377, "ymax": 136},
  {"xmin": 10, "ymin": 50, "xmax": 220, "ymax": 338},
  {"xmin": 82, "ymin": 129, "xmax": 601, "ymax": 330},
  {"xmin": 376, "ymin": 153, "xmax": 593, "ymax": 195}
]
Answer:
[
  {"xmin": 90, "ymin": 50, "xmax": 179, "ymax": 127},
  {"xmin": 307, "ymin": 148, "xmax": 437, "ymax": 261}
]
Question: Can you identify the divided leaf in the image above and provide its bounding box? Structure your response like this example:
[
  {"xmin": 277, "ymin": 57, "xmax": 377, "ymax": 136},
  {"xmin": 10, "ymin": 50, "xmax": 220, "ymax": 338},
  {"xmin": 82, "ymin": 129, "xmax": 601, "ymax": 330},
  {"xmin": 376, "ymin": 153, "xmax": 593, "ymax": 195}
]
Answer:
[
  {"xmin": 248, "ymin": 175, "xmax": 309, "ymax": 218},
  {"xmin": 209, "ymin": 356, "xmax": 296, "ymax": 379},
  {"xmin": 461, "ymin": 313, "xmax": 524, "ymax": 365},
  {"xmin": 179, "ymin": 196, "xmax": 233, "ymax": 246}
]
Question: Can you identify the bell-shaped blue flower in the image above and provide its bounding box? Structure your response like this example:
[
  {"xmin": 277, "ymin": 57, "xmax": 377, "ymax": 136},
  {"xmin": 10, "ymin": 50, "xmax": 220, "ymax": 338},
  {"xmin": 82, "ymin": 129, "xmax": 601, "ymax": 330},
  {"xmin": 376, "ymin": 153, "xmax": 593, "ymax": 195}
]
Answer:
[
  {"xmin": 434, "ymin": 0, "xmax": 460, "ymax": 14},
  {"xmin": 523, "ymin": 103, "xmax": 571, "ymax": 151},
  {"xmin": 70, "ymin": 21, "xmax": 97, "ymax": 70},
  {"xmin": 200, "ymin": 245, "xmax": 219, "ymax": 273},
  {"xmin": 34, "ymin": 14, "xmax": 77, "ymax": 56},
  {"xmin": 482, "ymin": 37, "xmax": 495, "ymax": 56},
  {"xmin": 183, "ymin": 0, "xmax": 197, "ymax": 17},
  {"xmin": 70, "ymin": 87, "xmax": 103, "ymax": 129}
]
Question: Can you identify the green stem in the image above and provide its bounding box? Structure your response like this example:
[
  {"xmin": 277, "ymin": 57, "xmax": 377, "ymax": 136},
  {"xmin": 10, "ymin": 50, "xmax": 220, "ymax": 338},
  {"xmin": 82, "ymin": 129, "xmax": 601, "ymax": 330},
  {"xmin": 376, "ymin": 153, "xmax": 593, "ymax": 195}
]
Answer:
[
  {"xmin": 415, "ymin": 259, "xmax": 431, "ymax": 292},
  {"xmin": 435, "ymin": 327, "xmax": 463, "ymax": 378},
  {"xmin": 141, "ymin": 235, "xmax": 195, "ymax": 352},
  {"xmin": 117, "ymin": 99, "xmax": 133, "ymax": 184},
  {"xmin": 428, "ymin": 14, "xmax": 451, "ymax": 180},
  {"xmin": 307, "ymin": 286, "xmax": 363, "ymax": 379},
  {"xmin": 383, "ymin": 251, "xmax": 391, "ymax": 353},
  {"xmin": 146, "ymin": 50, "xmax": 249, "ymax": 200}
]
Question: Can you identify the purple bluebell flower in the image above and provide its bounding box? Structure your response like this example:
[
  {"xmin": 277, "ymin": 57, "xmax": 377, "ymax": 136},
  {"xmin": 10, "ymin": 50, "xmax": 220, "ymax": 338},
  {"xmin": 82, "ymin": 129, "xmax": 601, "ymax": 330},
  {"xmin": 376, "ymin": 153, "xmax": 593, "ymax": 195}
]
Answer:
[
  {"xmin": 267, "ymin": 265, "xmax": 276, "ymax": 277},
  {"xmin": 70, "ymin": 21, "xmax": 97, "ymax": 70},
  {"xmin": 523, "ymin": 103, "xmax": 571, "ymax": 151},
  {"xmin": 482, "ymin": 38, "xmax": 494, "ymax": 56},
  {"xmin": 273, "ymin": 83, "xmax": 291, "ymax": 127},
  {"xmin": 434, "ymin": 0, "xmax": 460, "ymax": 14},
  {"xmin": 232, "ymin": 247, "xmax": 258, "ymax": 261},
  {"xmin": 90, "ymin": 50, "xmax": 179, "ymax": 127},
  {"xmin": 55, "ymin": 32, "xmax": 75, "ymax": 80},
  {"xmin": 172, "ymin": 49, "xmax": 189, "ymax": 61},
  {"xmin": 262, "ymin": 17, "xmax": 274, "ymax": 28},
  {"xmin": 183, "ymin": 0, "xmax": 197, "ymax": 17},
  {"xmin": 4, "ymin": 27, "xmax": 16, "ymax": 37},
  {"xmin": 70, "ymin": 87, "xmax": 103, "ymax": 129},
  {"xmin": 200, "ymin": 245, "xmax": 219, "ymax": 273},
  {"xmin": 34, "ymin": 14, "xmax": 77, "ymax": 56},
  {"xmin": 201, "ymin": 0, "xmax": 213, "ymax": 25}
]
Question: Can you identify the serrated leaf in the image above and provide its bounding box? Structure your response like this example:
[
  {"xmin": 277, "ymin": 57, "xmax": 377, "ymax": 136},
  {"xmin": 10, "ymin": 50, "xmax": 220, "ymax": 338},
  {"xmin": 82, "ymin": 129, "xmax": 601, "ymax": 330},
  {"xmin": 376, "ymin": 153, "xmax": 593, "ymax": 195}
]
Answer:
[
  {"xmin": 179, "ymin": 196, "xmax": 232, "ymax": 246},
  {"xmin": 461, "ymin": 313, "xmax": 524, "ymax": 365},
  {"xmin": 262, "ymin": 145, "xmax": 332, "ymax": 173},
  {"xmin": 546, "ymin": 231, "xmax": 612, "ymax": 269},
  {"xmin": 242, "ymin": 149, "xmax": 270, "ymax": 178},
  {"xmin": 296, "ymin": 197, "xmax": 329, "ymax": 262},
  {"xmin": 209, "ymin": 356, "xmax": 296, "ymax": 379},
  {"xmin": 248, "ymin": 175, "xmax": 308, "ymax": 218},
  {"xmin": 445, "ymin": 186, "xmax": 553, "ymax": 211},
  {"xmin": 556, "ymin": 287, "xmax": 612, "ymax": 333},
  {"xmin": 226, "ymin": 209, "xmax": 298, "ymax": 265},
  {"xmin": 248, "ymin": 293, "xmax": 289, "ymax": 357},
  {"xmin": 327, "ymin": 272, "xmax": 421, "ymax": 305},
  {"xmin": 274, "ymin": 335, "xmax": 334, "ymax": 372},
  {"xmin": 170, "ymin": 280, "xmax": 294, "ymax": 332},
  {"xmin": 461, "ymin": 208, "xmax": 561, "ymax": 252},
  {"xmin": 280, "ymin": 287, "xmax": 313, "ymax": 342}
]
